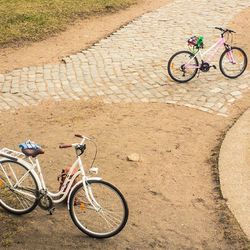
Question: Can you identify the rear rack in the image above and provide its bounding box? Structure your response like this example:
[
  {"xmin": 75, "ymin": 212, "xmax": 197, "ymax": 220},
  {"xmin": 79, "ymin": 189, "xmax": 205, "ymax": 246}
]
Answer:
[{"xmin": 0, "ymin": 148, "xmax": 25, "ymax": 161}]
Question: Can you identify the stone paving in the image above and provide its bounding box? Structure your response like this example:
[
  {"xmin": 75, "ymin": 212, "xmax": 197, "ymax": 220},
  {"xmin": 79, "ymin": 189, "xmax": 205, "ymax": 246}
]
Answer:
[{"xmin": 0, "ymin": 0, "xmax": 249, "ymax": 115}]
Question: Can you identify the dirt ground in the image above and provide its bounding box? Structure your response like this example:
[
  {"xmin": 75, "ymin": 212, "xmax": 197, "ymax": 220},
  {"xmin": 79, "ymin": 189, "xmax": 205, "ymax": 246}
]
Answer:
[
  {"xmin": 230, "ymin": 7, "xmax": 250, "ymax": 70},
  {"xmin": 0, "ymin": 2, "xmax": 250, "ymax": 250},
  {"xmin": 0, "ymin": 100, "xmax": 247, "ymax": 250},
  {"xmin": 0, "ymin": 0, "xmax": 170, "ymax": 74}
]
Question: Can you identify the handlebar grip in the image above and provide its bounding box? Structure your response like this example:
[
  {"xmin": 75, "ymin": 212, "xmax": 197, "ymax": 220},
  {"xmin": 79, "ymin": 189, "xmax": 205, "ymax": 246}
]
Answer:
[
  {"xmin": 59, "ymin": 144, "xmax": 72, "ymax": 149},
  {"xmin": 215, "ymin": 27, "xmax": 224, "ymax": 31},
  {"xmin": 75, "ymin": 134, "xmax": 83, "ymax": 138}
]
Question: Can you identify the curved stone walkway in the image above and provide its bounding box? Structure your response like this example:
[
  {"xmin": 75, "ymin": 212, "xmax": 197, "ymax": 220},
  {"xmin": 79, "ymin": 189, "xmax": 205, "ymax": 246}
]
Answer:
[
  {"xmin": 0, "ymin": 0, "xmax": 249, "ymax": 115},
  {"xmin": 219, "ymin": 107, "xmax": 250, "ymax": 239}
]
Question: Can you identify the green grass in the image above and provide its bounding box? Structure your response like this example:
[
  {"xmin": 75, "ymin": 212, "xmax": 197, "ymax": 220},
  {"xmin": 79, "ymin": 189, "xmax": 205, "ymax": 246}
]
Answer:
[
  {"xmin": 0, "ymin": 0, "xmax": 136, "ymax": 47},
  {"xmin": 0, "ymin": 188, "xmax": 21, "ymax": 247},
  {"xmin": 0, "ymin": 212, "xmax": 21, "ymax": 247}
]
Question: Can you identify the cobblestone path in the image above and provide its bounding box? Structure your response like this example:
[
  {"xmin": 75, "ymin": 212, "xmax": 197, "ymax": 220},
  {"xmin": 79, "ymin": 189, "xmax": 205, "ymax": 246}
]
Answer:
[{"xmin": 0, "ymin": 0, "xmax": 249, "ymax": 115}]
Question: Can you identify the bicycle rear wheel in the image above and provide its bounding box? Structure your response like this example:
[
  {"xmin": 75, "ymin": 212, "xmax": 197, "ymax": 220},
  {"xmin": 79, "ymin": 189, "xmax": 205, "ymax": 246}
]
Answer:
[
  {"xmin": 69, "ymin": 180, "xmax": 129, "ymax": 238},
  {"xmin": 167, "ymin": 50, "xmax": 199, "ymax": 83},
  {"xmin": 219, "ymin": 47, "xmax": 248, "ymax": 78},
  {"xmin": 0, "ymin": 160, "xmax": 38, "ymax": 215}
]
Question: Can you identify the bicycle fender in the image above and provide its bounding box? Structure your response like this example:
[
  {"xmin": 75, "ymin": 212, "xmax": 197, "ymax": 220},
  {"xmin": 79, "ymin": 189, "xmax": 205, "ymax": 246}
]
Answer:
[
  {"xmin": 0, "ymin": 154, "xmax": 18, "ymax": 161},
  {"xmin": 67, "ymin": 177, "xmax": 102, "ymax": 210}
]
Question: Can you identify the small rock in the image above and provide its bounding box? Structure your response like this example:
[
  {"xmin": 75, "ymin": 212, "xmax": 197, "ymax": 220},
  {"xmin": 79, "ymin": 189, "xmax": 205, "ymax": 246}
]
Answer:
[{"xmin": 127, "ymin": 153, "xmax": 140, "ymax": 162}]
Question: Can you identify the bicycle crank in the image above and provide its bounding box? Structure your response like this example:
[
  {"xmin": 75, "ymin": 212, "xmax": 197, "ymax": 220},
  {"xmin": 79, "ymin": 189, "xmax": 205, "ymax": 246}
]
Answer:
[
  {"xmin": 38, "ymin": 194, "xmax": 55, "ymax": 214},
  {"xmin": 200, "ymin": 62, "xmax": 217, "ymax": 72}
]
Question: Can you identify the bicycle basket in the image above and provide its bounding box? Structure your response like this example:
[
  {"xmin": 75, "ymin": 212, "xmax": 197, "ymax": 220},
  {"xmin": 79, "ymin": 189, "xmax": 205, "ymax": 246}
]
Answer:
[{"xmin": 188, "ymin": 35, "xmax": 204, "ymax": 49}]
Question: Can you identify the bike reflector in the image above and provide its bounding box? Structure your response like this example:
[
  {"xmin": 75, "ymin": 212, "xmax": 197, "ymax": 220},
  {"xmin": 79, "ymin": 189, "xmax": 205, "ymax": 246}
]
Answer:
[
  {"xmin": 80, "ymin": 202, "xmax": 85, "ymax": 211},
  {"xmin": 0, "ymin": 179, "xmax": 4, "ymax": 188}
]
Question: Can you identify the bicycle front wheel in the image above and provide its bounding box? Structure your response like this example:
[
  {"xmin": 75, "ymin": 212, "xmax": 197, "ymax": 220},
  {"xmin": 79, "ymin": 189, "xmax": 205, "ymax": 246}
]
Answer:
[
  {"xmin": 167, "ymin": 50, "xmax": 199, "ymax": 83},
  {"xmin": 69, "ymin": 180, "xmax": 129, "ymax": 238},
  {"xmin": 219, "ymin": 47, "xmax": 248, "ymax": 79},
  {"xmin": 0, "ymin": 160, "xmax": 38, "ymax": 215}
]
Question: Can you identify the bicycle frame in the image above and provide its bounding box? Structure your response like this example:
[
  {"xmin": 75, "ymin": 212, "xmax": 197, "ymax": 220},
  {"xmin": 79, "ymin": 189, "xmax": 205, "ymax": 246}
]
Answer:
[
  {"xmin": 199, "ymin": 37, "xmax": 225, "ymax": 62},
  {"xmin": 185, "ymin": 36, "xmax": 234, "ymax": 69},
  {"xmin": 34, "ymin": 156, "xmax": 82, "ymax": 203},
  {"xmin": 0, "ymin": 141, "xmax": 102, "ymax": 211},
  {"xmin": 35, "ymin": 155, "xmax": 102, "ymax": 210}
]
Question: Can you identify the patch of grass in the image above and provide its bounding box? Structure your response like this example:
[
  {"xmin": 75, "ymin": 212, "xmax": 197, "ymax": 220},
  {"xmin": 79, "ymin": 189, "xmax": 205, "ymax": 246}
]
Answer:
[
  {"xmin": 0, "ymin": 212, "xmax": 21, "ymax": 248},
  {"xmin": 0, "ymin": 0, "xmax": 136, "ymax": 47},
  {"xmin": 0, "ymin": 187, "xmax": 22, "ymax": 247}
]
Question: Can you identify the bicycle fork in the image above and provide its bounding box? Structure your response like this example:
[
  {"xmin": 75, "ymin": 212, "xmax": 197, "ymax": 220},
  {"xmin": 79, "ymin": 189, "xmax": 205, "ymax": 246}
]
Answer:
[
  {"xmin": 226, "ymin": 50, "xmax": 236, "ymax": 64},
  {"xmin": 77, "ymin": 154, "xmax": 102, "ymax": 212},
  {"xmin": 82, "ymin": 180, "xmax": 102, "ymax": 212}
]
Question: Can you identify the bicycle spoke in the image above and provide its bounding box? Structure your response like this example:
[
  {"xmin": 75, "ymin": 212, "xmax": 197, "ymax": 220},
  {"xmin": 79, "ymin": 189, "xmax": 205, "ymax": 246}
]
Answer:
[
  {"xmin": 18, "ymin": 195, "xmax": 30, "ymax": 209},
  {"xmin": 8, "ymin": 163, "xmax": 18, "ymax": 184},
  {"xmin": 13, "ymin": 189, "xmax": 36, "ymax": 203},
  {"xmin": 168, "ymin": 51, "xmax": 198, "ymax": 83},
  {"xmin": 101, "ymin": 209, "xmax": 123, "ymax": 224},
  {"xmin": 102, "ymin": 207, "xmax": 123, "ymax": 216},
  {"xmin": 97, "ymin": 211, "xmax": 116, "ymax": 229},
  {"xmin": 13, "ymin": 192, "xmax": 27, "ymax": 209},
  {"xmin": 0, "ymin": 164, "xmax": 13, "ymax": 186}
]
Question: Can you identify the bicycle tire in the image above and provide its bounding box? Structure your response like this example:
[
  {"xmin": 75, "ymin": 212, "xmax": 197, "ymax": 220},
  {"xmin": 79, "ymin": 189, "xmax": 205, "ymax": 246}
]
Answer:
[
  {"xmin": 219, "ymin": 47, "xmax": 248, "ymax": 79},
  {"xmin": 69, "ymin": 180, "xmax": 129, "ymax": 238},
  {"xmin": 0, "ymin": 159, "xmax": 39, "ymax": 215},
  {"xmin": 167, "ymin": 50, "xmax": 199, "ymax": 83}
]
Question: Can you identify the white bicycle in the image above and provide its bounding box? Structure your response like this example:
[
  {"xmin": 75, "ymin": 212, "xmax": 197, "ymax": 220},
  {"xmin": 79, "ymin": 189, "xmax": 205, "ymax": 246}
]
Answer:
[{"xmin": 0, "ymin": 134, "xmax": 129, "ymax": 239}]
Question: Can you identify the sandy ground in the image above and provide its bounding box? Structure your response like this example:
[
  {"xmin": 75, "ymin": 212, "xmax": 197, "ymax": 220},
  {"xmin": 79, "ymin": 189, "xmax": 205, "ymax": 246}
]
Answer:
[
  {"xmin": 1, "ymin": 93, "xmax": 250, "ymax": 249},
  {"xmin": 230, "ymin": 7, "xmax": 250, "ymax": 70},
  {"xmin": 0, "ymin": 0, "xmax": 170, "ymax": 74},
  {"xmin": 0, "ymin": 100, "xmax": 246, "ymax": 250}
]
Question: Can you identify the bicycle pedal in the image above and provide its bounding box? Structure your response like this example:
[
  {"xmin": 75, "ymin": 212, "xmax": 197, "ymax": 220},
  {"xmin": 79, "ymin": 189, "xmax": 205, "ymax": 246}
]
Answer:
[
  {"xmin": 48, "ymin": 207, "xmax": 55, "ymax": 215},
  {"xmin": 212, "ymin": 65, "xmax": 217, "ymax": 69}
]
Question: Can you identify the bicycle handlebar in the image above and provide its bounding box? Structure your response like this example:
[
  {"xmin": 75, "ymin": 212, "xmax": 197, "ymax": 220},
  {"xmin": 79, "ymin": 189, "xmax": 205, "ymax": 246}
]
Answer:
[
  {"xmin": 75, "ymin": 134, "xmax": 83, "ymax": 138},
  {"xmin": 215, "ymin": 27, "xmax": 236, "ymax": 35},
  {"xmin": 59, "ymin": 134, "xmax": 97, "ymax": 167},
  {"xmin": 75, "ymin": 134, "xmax": 91, "ymax": 140},
  {"xmin": 59, "ymin": 144, "xmax": 72, "ymax": 149},
  {"xmin": 59, "ymin": 134, "xmax": 92, "ymax": 149}
]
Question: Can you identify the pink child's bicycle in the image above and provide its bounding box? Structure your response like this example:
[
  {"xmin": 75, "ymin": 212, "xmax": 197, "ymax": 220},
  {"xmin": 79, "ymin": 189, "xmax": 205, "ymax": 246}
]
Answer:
[{"xmin": 167, "ymin": 27, "xmax": 248, "ymax": 83}]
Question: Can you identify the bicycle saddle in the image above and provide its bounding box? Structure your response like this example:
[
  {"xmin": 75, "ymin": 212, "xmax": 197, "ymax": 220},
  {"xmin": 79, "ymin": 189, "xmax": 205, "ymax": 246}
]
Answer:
[
  {"xmin": 19, "ymin": 140, "xmax": 45, "ymax": 157},
  {"xmin": 21, "ymin": 148, "xmax": 44, "ymax": 157}
]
